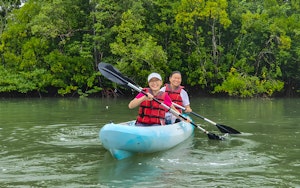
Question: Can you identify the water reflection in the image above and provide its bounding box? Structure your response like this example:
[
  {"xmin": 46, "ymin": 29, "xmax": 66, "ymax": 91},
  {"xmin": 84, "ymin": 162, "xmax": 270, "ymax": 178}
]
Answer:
[
  {"xmin": 98, "ymin": 155, "xmax": 164, "ymax": 186},
  {"xmin": 97, "ymin": 135, "xmax": 195, "ymax": 187}
]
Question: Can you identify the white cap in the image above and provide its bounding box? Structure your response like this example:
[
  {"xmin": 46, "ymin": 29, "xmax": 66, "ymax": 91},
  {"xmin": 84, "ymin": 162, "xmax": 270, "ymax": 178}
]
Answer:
[{"xmin": 147, "ymin": 73, "xmax": 162, "ymax": 82}]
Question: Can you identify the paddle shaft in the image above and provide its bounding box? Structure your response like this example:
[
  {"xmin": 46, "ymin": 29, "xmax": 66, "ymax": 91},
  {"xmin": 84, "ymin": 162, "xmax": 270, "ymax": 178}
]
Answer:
[
  {"xmin": 173, "ymin": 102, "xmax": 241, "ymax": 134},
  {"xmin": 173, "ymin": 103, "xmax": 217, "ymax": 125}
]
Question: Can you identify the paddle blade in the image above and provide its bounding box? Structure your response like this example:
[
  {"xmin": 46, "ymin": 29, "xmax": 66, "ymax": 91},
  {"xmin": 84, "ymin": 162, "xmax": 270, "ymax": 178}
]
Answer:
[
  {"xmin": 216, "ymin": 124, "xmax": 241, "ymax": 134},
  {"xmin": 98, "ymin": 62, "xmax": 136, "ymax": 88},
  {"xmin": 207, "ymin": 132, "xmax": 225, "ymax": 140}
]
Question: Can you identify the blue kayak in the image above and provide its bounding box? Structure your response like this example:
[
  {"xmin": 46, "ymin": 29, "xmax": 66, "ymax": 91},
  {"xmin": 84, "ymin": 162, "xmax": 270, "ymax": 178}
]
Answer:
[{"xmin": 99, "ymin": 120, "xmax": 194, "ymax": 160}]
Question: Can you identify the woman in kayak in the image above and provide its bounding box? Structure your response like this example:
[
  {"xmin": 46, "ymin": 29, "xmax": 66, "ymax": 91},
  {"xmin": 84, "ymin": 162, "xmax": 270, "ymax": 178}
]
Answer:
[
  {"xmin": 128, "ymin": 72, "xmax": 179, "ymax": 126},
  {"xmin": 160, "ymin": 71, "xmax": 192, "ymax": 124}
]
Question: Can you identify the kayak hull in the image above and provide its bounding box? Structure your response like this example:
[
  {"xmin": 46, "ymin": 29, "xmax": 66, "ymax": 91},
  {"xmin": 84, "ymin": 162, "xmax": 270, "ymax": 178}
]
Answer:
[{"xmin": 99, "ymin": 120, "xmax": 194, "ymax": 160}]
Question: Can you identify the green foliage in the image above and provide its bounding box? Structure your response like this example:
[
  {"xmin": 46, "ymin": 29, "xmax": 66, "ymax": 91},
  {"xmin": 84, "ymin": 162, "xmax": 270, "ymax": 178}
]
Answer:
[
  {"xmin": 0, "ymin": 65, "xmax": 51, "ymax": 93},
  {"xmin": 110, "ymin": 7, "xmax": 168, "ymax": 85},
  {"xmin": 214, "ymin": 67, "xmax": 284, "ymax": 97},
  {"xmin": 44, "ymin": 50, "xmax": 97, "ymax": 96},
  {"xmin": 0, "ymin": 0, "xmax": 299, "ymax": 97}
]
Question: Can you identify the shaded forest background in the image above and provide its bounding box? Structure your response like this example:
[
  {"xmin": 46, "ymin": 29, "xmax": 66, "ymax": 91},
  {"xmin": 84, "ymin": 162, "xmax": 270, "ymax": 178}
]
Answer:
[{"xmin": 0, "ymin": 0, "xmax": 299, "ymax": 98}]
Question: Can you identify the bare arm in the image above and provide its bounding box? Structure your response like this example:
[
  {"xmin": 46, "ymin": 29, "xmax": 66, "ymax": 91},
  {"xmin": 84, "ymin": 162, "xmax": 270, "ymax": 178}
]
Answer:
[
  {"xmin": 170, "ymin": 104, "xmax": 180, "ymax": 113},
  {"xmin": 180, "ymin": 89, "xmax": 192, "ymax": 113},
  {"xmin": 170, "ymin": 104, "xmax": 192, "ymax": 123},
  {"xmin": 128, "ymin": 93, "xmax": 154, "ymax": 109},
  {"xmin": 184, "ymin": 105, "xmax": 192, "ymax": 113}
]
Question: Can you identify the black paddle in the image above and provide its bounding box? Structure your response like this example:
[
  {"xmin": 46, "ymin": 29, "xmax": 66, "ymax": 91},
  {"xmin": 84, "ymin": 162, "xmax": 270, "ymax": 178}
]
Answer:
[
  {"xmin": 172, "ymin": 103, "xmax": 241, "ymax": 134},
  {"xmin": 98, "ymin": 62, "xmax": 225, "ymax": 140}
]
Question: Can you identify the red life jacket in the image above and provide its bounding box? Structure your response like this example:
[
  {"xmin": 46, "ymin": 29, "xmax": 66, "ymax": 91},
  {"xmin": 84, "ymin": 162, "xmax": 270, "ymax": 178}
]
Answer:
[
  {"xmin": 137, "ymin": 88, "xmax": 167, "ymax": 125},
  {"xmin": 165, "ymin": 84, "xmax": 184, "ymax": 113}
]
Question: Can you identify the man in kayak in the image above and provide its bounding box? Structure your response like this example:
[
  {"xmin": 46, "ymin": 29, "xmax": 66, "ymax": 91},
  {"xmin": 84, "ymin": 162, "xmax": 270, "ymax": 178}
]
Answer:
[
  {"xmin": 160, "ymin": 71, "xmax": 192, "ymax": 124},
  {"xmin": 128, "ymin": 72, "xmax": 179, "ymax": 126}
]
